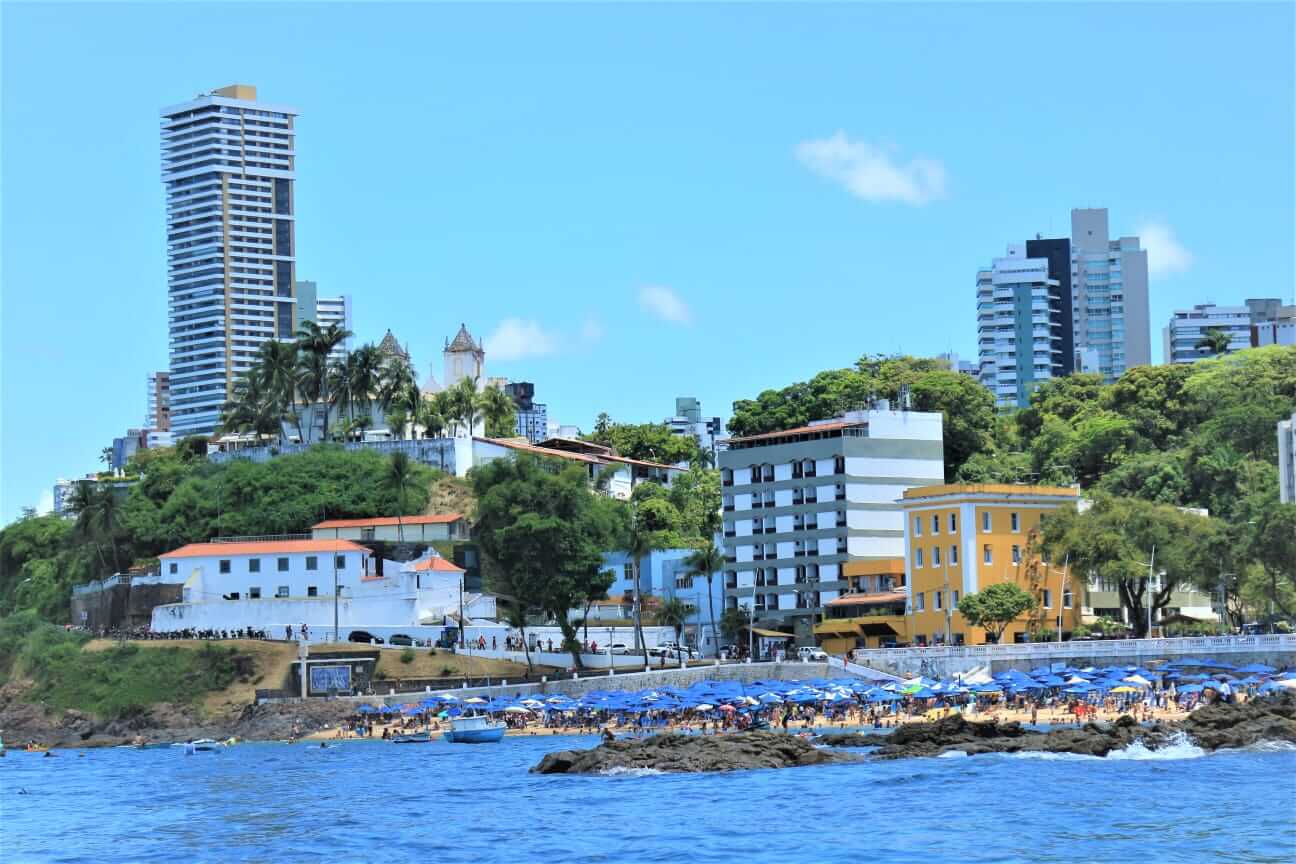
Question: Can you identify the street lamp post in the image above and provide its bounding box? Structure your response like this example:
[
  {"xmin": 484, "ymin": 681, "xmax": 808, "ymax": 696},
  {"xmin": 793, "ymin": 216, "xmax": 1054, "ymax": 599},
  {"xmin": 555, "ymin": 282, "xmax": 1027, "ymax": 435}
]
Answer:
[{"xmin": 332, "ymin": 547, "xmax": 340, "ymax": 643}]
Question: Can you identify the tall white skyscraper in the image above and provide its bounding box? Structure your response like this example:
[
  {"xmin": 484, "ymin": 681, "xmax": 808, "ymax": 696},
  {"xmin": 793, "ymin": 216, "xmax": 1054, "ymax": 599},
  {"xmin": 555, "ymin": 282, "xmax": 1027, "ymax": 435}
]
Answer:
[
  {"xmin": 1070, "ymin": 208, "xmax": 1150, "ymax": 381},
  {"xmin": 161, "ymin": 84, "xmax": 298, "ymax": 436},
  {"xmin": 976, "ymin": 245, "xmax": 1066, "ymax": 408}
]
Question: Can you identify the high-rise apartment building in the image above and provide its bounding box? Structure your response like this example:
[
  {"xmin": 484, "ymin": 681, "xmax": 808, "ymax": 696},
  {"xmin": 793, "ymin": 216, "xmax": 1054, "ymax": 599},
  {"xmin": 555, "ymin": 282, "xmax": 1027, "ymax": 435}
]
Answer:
[
  {"xmin": 503, "ymin": 382, "xmax": 549, "ymax": 443},
  {"xmin": 294, "ymin": 281, "xmax": 352, "ymax": 363},
  {"xmin": 1070, "ymin": 208, "xmax": 1150, "ymax": 380},
  {"xmin": 161, "ymin": 84, "xmax": 298, "ymax": 436},
  {"xmin": 146, "ymin": 372, "xmax": 171, "ymax": 431},
  {"xmin": 976, "ymin": 246, "xmax": 1067, "ymax": 408},
  {"xmin": 1253, "ymin": 306, "xmax": 1296, "ymax": 348},
  {"xmin": 718, "ymin": 409, "xmax": 944, "ymax": 644},
  {"xmin": 1162, "ymin": 303, "xmax": 1254, "ymax": 364},
  {"xmin": 665, "ymin": 397, "xmax": 723, "ymax": 460}
]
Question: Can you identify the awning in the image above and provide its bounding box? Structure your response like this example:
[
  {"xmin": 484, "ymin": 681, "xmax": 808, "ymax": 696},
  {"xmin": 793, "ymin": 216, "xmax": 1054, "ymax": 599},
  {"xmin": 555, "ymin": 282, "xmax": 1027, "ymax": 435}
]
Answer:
[
  {"xmin": 861, "ymin": 622, "xmax": 901, "ymax": 637},
  {"xmin": 751, "ymin": 627, "xmax": 795, "ymax": 639},
  {"xmin": 814, "ymin": 620, "xmax": 863, "ymax": 636}
]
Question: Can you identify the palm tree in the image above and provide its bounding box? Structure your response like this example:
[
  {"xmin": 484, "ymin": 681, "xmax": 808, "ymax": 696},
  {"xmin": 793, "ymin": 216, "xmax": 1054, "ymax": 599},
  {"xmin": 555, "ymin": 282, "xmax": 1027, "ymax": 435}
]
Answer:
[
  {"xmin": 625, "ymin": 518, "xmax": 660, "ymax": 671},
  {"xmin": 655, "ymin": 597, "xmax": 695, "ymax": 660},
  {"xmin": 478, "ymin": 384, "xmax": 517, "ymax": 438},
  {"xmin": 254, "ymin": 339, "xmax": 303, "ymax": 443},
  {"xmin": 383, "ymin": 451, "xmax": 416, "ymax": 543},
  {"xmin": 445, "ymin": 377, "xmax": 480, "ymax": 438},
  {"xmin": 347, "ymin": 344, "xmax": 384, "ymax": 427},
  {"xmin": 67, "ymin": 481, "xmax": 109, "ymax": 574},
  {"xmin": 295, "ymin": 350, "xmax": 329, "ymax": 443},
  {"xmin": 378, "ymin": 357, "xmax": 418, "ymax": 436},
  {"xmin": 1196, "ymin": 327, "xmax": 1233, "ymax": 357},
  {"xmin": 685, "ymin": 542, "xmax": 724, "ymax": 658},
  {"xmin": 295, "ymin": 320, "xmax": 352, "ymax": 440}
]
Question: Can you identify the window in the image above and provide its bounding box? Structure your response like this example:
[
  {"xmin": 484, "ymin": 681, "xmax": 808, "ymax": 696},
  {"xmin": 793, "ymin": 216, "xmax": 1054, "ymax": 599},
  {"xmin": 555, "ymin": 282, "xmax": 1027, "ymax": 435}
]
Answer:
[
  {"xmin": 932, "ymin": 546, "xmax": 941, "ymax": 566},
  {"xmin": 275, "ymin": 557, "xmax": 288, "ymax": 572},
  {"xmin": 935, "ymin": 590, "xmax": 943, "ymax": 610},
  {"xmin": 982, "ymin": 511, "xmax": 991, "ymax": 533},
  {"xmin": 1042, "ymin": 589, "xmax": 1052, "ymax": 608},
  {"xmin": 1011, "ymin": 512, "xmax": 1020, "ymax": 533},
  {"xmin": 307, "ymin": 586, "xmax": 318, "ymax": 597},
  {"xmin": 914, "ymin": 547, "xmax": 924, "ymax": 568},
  {"xmin": 916, "ymin": 592, "xmax": 926, "ymax": 612},
  {"xmin": 947, "ymin": 545, "xmax": 957, "ymax": 565},
  {"xmin": 335, "ymin": 555, "xmax": 346, "ymax": 570},
  {"xmin": 305, "ymin": 556, "xmax": 318, "ymax": 571},
  {"xmin": 914, "ymin": 516, "xmax": 923, "ymax": 537},
  {"xmin": 169, "ymin": 562, "xmax": 178, "ymax": 575},
  {"xmin": 1063, "ymin": 589, "xmax": 1073, "ymax": 609},
  {"xmin": 1011, "ymin": 545, "xmax": 1021, "ymax": 564},
  {"xmin": 219, "ymin": 559, "xmax": 231, "ymax": 574},
  {"xmin": 750, "ymin": 467, "xmax": 761, "ymax": 483},
  {"xmin": 276, "ymin": 586, "xmax": 289, "ymax": 598},
  {"xmin": 249, "ymin": 587, "xmax": 261, "ymax": 599},
  {"xmin": 248, "ymin": 558, "xmax": 261, "ymax": 573},
  {"xmin": 361, "ymin": 527, "xmax": 375, "ymax": 541},
  {"xmin": 931, "ymin": 515, "xmax": 940, "ymax": 534},
  {"xmin": 952, "ymin": 590, "xmax": 960, "ymax": 606},
  {"xmin": 983, "ymin": 545, "xmax": 992, "ymax": 564},
  {"xmin": 949, "ymin": 513, "xmax": 957, "ymax": 533}
]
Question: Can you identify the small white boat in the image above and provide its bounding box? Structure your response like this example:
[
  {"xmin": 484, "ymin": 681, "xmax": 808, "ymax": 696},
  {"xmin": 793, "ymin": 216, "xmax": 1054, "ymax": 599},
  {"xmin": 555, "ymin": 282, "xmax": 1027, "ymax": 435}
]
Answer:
[
  {"xmin": 174, "ymin": 738, "xmax": 223, "ymax": 754},
  {"xmin": 442, "ymin": 714, "xmax": 506, "ymax": 744}
]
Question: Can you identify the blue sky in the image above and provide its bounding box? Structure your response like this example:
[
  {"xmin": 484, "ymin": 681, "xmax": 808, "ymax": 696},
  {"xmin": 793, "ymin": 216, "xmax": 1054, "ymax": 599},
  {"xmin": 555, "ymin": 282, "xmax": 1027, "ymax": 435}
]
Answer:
[{"xmin": 2, "ymin": 2, "xmax": 1293, "ymax": 522}]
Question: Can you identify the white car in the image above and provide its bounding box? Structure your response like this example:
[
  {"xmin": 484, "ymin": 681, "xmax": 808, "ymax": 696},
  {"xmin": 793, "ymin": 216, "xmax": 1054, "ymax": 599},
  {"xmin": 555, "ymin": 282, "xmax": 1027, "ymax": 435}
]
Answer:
[{"xmin": 797, "ymin": 646, "xmax": 828, "ymax": 662}]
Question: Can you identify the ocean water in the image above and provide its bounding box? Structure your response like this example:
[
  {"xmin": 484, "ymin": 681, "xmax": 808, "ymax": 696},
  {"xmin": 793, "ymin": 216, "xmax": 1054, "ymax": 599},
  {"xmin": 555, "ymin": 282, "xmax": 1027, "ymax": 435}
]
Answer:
[{"xmin": 3, "ymin": 734, "xmax": 1294, "ymax": 864}]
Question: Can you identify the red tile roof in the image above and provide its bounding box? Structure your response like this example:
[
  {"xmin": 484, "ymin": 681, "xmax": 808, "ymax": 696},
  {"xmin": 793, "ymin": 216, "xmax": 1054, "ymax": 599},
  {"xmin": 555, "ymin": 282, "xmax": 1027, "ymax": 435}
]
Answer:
[
  {"xmin": 826, "ymin": 590, "xmax": 907, "ymax": 607},
  {"xmin": 408, "ymin": 556, "xmax": 465, "ymax": 573},
  {"xmin": 162, "ymin": 540, "xmax": 371, "ymax": 558},
  {"xmin": 312, "ymin": 514, "xmax": 463, "ymax": 529},
  {"xmin": 727, "ymin": 420, "xmax": 862, "ymax": 445}
]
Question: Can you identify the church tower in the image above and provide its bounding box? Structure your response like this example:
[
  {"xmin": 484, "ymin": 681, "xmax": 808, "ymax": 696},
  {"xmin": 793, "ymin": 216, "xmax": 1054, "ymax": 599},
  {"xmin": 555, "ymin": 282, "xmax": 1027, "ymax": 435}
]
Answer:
[{"xmin": 443, "ymin": 324, "xmax": 485, "ymax": 390}]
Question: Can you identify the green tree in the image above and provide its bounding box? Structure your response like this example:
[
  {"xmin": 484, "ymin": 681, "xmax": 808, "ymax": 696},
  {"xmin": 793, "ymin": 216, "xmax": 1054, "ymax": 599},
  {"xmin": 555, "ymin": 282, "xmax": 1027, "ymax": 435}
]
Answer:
[
  {"xmin": 295, "ymin": 320, "xmax": 352, "ymax": 441},
  {"xmin": 719, "ymin": 607, "xmax": 750, "ymax": 648},
  {"xmin": 383, "ymin": 451, "xmax": 417, "ymax": 543},
  {"xmin": 1195, "ymin": 327, "xmax": 1234, "ymax": 357},
  {"xmin": 956, "ymin": 582, "xmax": 1037, "ymax": 644},
  {"xmin": 584, "ymin": 422, "xmax": 699, "ymax": 465},
  {"xmin": 479, "ymin": 385, "xmax": 518, "ymax": 439},
  {"xmin": 445, "ymin": 377, "xmax": 481, "ymax": 437},
  {"xmin": 685, "ymin": 542, "xmax": 724, "ymax": 655},
  {"xmin": 655, "ymin": 597, "xmax": 695, "ymax": 655}
]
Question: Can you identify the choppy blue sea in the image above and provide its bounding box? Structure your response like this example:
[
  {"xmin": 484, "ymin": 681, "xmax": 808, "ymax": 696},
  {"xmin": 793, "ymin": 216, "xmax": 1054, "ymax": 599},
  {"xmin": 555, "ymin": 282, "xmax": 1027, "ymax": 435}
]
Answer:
[{"xmin": 3, "ymin": 733, "xmax": 1294, "ymax": 863}]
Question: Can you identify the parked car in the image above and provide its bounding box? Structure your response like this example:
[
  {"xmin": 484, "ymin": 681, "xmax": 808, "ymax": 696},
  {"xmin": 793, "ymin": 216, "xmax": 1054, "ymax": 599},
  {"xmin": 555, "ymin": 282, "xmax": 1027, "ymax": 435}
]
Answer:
[
  {"xmin": 607, "ymin": 643, "xmax": 631, "ymax": 654},
  {"xmin": 797, "ymin": 646, "xmax": 828, "ymax": 662},
  {"xmin": 388, "ymin": 633, "xmax": 414, "ymax": 647},
  {"xmin": 348, "ymin": 630, "xmax": 384, "ymax": 645}
]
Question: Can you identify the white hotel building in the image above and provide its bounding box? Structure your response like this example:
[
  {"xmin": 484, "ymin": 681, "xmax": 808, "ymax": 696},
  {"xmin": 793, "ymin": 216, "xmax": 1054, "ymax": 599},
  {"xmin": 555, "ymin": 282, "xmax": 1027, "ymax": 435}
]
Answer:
[
  {"xmin": 161, "ymin": 84, "xmax": 298, "ymax": 437},
  {"xmin": 718, "ymin": 409, "xmax": 944, "ymax": 644}
]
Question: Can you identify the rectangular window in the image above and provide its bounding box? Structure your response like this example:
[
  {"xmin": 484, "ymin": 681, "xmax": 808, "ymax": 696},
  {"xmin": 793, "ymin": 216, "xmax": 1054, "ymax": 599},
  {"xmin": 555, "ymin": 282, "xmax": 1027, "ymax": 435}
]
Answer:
[
  {"xmin": 1063, "ymin": 590, "xmax": 1073, "ymax": 609},
  {"xmin": 276, "ymin": 586, "xmax": 289, "ymax": 598},
  {"xmin": 949, "ymin": 545, "xmax": 958, "ymax": 565},
  {"xmin": 935, "ymin": 591, "xmax": 943, "ymax": 610},
  {"xmin": 1012, "ymin": 545, "xmax": 1021, "ymax": 564},
  {"xmin": 914, "ymin": 516, "xmax": 922, "ymax": 537},
  {"xmin": 219, "ymin": 559, "xmax": 231, "ymax": 574},
  {"xmin": 982, "ymin": 511, "xmax": 991, "ymax": 533},
  {"xmin": 931, "ymin": 515, "xmax": 940, "ymax": 534},
  {"xmin": 916, "ymin": 592, "xmax": 926, "ymax": 612},
  {"xmin": 307, "ymin": 586, "xmax": 318, "ymax": 597},
  {"xmin": 914, "ymin": 547, "xmax": 924, "ymax": 568},
  {"xmin": 249, "ymin": 558, "xmax": 261, "ymax": 573},
  {"xmin": 335, "ymin": 555, "xmax": 346, "ymax": 570},
  {"xmin": 361, "ymin": 527, "xmax": 375, "ymax": 541},
  {"xmin": 983, "ymin": 545, "xmax": 992, "ymax": 564},
  {"xmin": 932, "ymin": 546, "xmax": 941, "ymax": 566},
  {"xmin": 952, "ymin": 590, "xmax": 960, "ymax": 606},
  {"xmin": 1043, "ymin": 589, "xmax": 1052, "ymax": 608},
  {"xmin": 305, "ymin": 556, "xmax": 318, "ymax": 571},
  {"xmin": 249, "ymin": 587, "xmax": 261, "ymax": 599},
  {"xmin": 949, "ymin": 513, "xmax": 957, "ymax": 533},
  {"xmin": 169, "ymin": 562, "xmax": 178, "ymax": 575},
  {"xmin": 1011, "ymin": 512, "xmax": 1020, "ymax": 533},
  {"xmin": 277, "ymin": 557, "xmax": 289, "ymax": 572}
]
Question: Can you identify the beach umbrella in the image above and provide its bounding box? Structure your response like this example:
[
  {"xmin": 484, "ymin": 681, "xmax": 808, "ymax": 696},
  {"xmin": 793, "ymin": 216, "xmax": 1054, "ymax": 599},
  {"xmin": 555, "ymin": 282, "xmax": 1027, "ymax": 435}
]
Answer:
[
  {"xmin": 1235, "ymin": 663, "xmax": 1277, "ymax": 674},
  {"xmin": 504, "ymin": 706, "xmax": 530, "ymax": 714},
  {"xmin": 1109, "ymin": 686, "xmax": 1140, "ymax": 694},
  {"xmin": 356, "ymin": 705, "xmax": 377, "ymax": 714},
  {"xmin": 1274, "ymin": 679, "xmax": 1296, "ymax": 691},
  {"xmin": 463, "ymin": 697, "xmax": 487, "ymax": 704},
  {"xmin": 1122, "ymin": 674, "xmax": 1152, "ymax": 687},
  {"xmin": 694, "ymin": 703, "xmax": 715, "ymax": 712},
  {"xmin": 910, "ymin": 687, "xmax": 936, "ymax": 699}
]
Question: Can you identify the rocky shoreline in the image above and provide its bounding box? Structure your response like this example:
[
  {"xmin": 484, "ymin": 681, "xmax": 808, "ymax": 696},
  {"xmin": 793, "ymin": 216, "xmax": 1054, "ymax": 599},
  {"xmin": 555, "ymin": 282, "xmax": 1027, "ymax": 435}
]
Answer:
[
  {"xmin": 814, "ymin": 693, "xmax": 1296, "ymax": 759},
  {"xmin": 532, "ymin": 730, "xmax": 862, "ymax": 774}
]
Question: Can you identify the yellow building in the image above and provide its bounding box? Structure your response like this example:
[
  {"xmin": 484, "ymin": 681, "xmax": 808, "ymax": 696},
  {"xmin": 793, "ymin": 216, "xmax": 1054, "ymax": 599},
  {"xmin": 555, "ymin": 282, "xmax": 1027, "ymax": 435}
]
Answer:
[
  {"xmin": 813, "ymin": 559, "xmax": 910, "ymax": 653},
  {"xmin": 901, "ymin": 484, "xmax": 1081, "ymax": 646}
]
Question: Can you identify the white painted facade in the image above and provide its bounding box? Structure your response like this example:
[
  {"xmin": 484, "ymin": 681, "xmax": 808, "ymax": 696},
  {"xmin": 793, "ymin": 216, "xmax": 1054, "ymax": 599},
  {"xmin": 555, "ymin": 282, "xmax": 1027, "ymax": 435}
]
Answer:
[
  {"xmin": 1162, "ymin": 303, "xmax": 1253, "ymax": 364},
  {"xmin": 1280, "ymin": 413, "xmax": 1295, "ymax": 505}
]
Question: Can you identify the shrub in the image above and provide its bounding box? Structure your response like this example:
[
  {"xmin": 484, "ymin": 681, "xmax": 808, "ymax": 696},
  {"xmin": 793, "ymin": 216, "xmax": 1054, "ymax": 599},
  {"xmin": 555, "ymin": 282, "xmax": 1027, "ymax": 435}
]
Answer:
[{"xmin": 399, "ymin": 648, "xmax": 415, "ymax": 664}]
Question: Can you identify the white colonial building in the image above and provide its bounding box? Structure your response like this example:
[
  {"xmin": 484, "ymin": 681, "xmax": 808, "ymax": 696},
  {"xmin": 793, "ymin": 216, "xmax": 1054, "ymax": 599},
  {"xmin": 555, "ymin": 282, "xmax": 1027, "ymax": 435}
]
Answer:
[{"xmin": 311, "ymin": 513, "xmax": 468, "ymax": 543}]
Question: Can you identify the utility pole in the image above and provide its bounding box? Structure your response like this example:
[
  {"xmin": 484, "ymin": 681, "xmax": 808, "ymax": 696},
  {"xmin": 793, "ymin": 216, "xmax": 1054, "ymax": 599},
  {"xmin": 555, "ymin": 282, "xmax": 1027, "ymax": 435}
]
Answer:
[
  {"xmin": 941, "ymin": 550, "xmax": 952, "ymax": 645},
  {"xmin": 1057, "ymin": 552, "xmax": 1070, "ymax": 644}
]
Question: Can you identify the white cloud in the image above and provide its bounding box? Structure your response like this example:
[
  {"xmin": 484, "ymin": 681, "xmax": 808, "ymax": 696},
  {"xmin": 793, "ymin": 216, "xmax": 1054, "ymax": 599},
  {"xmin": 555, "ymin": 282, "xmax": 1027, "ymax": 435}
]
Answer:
[
  {"xmin": 1137, "ymin": 221, "xmax": 1193, "ymax": 277},
  {"xmin": 638, "ymin": 285, "xmax": 691, "ymax": 325},
  {"xmin": 795, "ymin": 131, "xmax": 946, "ymax": 205},
  {"xmin": 486, "ymin": 318, "xmax": 560, "ymax": 361}
]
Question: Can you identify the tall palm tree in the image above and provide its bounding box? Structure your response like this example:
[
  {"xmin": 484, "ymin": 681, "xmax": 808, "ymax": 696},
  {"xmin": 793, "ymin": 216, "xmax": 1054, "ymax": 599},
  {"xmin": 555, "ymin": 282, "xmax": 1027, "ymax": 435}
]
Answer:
[
  {"xmin": 625, "ymin": 519, "xmax": 659, "ymax": 671},
  {"xmin": 416, "ymin": 396, "xmax": 446, "ymax": 440},
  {"xmin": 347, "ymin": 344, "xmax": 384, "ymax": 427},
  {"xmin": 445, "ymin": 377, "xmax": 481, "ymax": 438},
  {"xmin": 384, "ymin": 451, "xmax": 416, "ymax": 543},
  {"xmin": 478, "ymin": 384, "xmax": 517, "ymax": 438},
  {"xmin": 295, "ymin": 320, "xmax": 352, "ymax": 440},
  {"xmin": 67, "ymin": 481, "xmax": 109, "ymax": 574},
  {"xmin": 685, "ymin": 542, "xmax": 724, "ymax": 658},
  {"xmin": 378, "ymin": 357, "xmax": 418, "ymax": 437},
  {"xmin": 255, "ymin": 339, "xmax": 303, "ymax": 443},
  {"xmin": 1196, "ymin": 327, "xmax": 1233, "ymax": 357}
]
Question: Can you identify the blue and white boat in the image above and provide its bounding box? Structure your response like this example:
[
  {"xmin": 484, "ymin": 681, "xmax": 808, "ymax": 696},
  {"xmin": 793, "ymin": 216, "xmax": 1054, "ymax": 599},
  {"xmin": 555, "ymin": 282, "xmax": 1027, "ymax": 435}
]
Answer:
[{"xmin": 442, "ymin": 713, "xmax": 505, "ymax": 744}]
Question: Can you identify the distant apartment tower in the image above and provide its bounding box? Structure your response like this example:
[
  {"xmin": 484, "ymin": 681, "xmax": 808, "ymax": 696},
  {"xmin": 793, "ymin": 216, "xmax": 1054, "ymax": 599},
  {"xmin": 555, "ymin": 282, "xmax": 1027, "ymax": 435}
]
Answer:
[
  {"xmin": 294, "ymin": 281, "xmax": 352, "ymax": 363},
  {"xmin": 504, "ymin": 382, "xmax": 549, "ymax": 443},
  {"xmin": 1070, "ymin": 208, "xmax": 1150, "ymax": 380},
  {"xmin": 1162, "ymin": 304, "xmax": 1254, "ymax": 364},
  {"xmin": 161, "ymin": 84, "xmax": 298, "ymax": 436},
  {"xmin": 1280, "ymin": 413, "xmax": 1295, "ymax": 504},
  {"xmin": 718, "ymin": 409, "xmax": 945, "ymax": 644},
  {"xmin": 1252, "ymin": 304, "xmax": 1295, "ymax": 348},
  {"xmin": 146, "ymin": 372, "xmax": 171, "ymax": 432},
  {"xmin": 666, "ymin": 397, "xmax": 723, "ymax": 460},
  {"xmin": 976, "ymin": 246, "xmax": 1068, "ymax": 408}
]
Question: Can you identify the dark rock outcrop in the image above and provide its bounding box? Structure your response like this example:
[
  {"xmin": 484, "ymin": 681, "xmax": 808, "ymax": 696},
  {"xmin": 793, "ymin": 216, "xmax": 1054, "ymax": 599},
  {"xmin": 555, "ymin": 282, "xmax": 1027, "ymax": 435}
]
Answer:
[
  {"xmin": 840, "ymin": 694, "xmax": 1296, "ymax": 760},
  {"xmin": 531, "ymin": 731, "xmax": 861, "ymax": 774}
]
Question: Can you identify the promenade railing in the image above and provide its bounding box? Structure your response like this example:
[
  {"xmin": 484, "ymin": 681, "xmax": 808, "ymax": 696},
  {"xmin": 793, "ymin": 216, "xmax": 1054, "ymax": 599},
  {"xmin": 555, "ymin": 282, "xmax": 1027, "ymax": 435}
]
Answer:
[{"xmin": 849, "ymin": 634, "xmax": 1296, "ymax": 668}]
